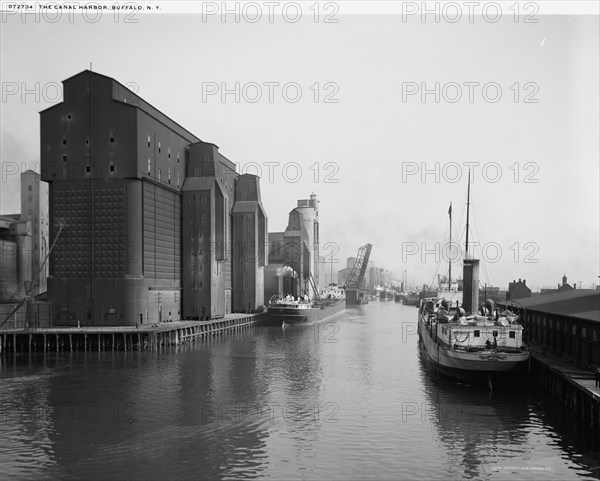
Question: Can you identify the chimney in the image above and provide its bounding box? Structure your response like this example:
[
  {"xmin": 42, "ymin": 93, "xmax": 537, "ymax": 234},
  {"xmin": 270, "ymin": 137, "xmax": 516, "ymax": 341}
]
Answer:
[
  {"xmin": 523, "ymin": 279, "xmax": 526, "ymax": 286},
  {"xmin": 518, "ymin": 278, "xmax": 521, "ymax": 283},
  {"xmin": 462, "ymin": 258, "xmax": 480, "ymax": 315},
  {"xmin": 574, "ymin": 283, "xmax": 576, "ymax": 290}
]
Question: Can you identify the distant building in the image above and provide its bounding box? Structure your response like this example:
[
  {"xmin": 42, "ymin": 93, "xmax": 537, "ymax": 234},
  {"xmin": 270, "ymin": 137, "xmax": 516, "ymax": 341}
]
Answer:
[
  {"xmin": 20, "ymin": 170, "xmax": 49, "ymax": 295},
  {"xmin": 40, "ymin": 70, "xmax": 267, "ymax": 325},
  {"xmin": 507, "ymin": 278, "xmax": 531, "ymax": 300},
  {"xmin": 558, "ymin": 274, "xmax": 575, "ymax": 292},
  {"xmin": 479, "ymin": 285, "xmax": 502, "ymax": 304},
  {"xmin": 540, "ymin": 274, "xmax": 578, "ymax": 296},
  {"xmin": 263, "ymin": 194, "xmax": 319, "ymax": 303},
  {"xmin": 0, "ymin": 215, "xmax": 31, "ymax": 301},
  {"xmin": 337, "ymin": 257, "xmax": 355, "ymax": 288}
]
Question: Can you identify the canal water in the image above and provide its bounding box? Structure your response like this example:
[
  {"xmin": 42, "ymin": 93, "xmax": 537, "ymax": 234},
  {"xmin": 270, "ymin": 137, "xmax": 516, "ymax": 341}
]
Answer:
[{"xmin": 1, "ymin": 301, "xmax": 598, "ymax": 480}]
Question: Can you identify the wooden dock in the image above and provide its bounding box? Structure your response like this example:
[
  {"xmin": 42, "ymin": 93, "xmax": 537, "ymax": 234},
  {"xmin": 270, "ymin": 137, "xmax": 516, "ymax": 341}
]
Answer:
[
  {"xmin": 529, "ymin": 341, "xmax": 599, "ymax": 449},
  {"xmin": 0, "ymin": 312, "xmax": 267, "ymax": 354}
]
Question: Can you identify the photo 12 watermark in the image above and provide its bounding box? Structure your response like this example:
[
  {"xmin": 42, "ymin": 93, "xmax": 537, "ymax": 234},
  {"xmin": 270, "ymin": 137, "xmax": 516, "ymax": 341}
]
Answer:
[
  {"xmin": 401, "ymin": 82, "xmax": 539, "ymax": 104},
  {"xmin": 401, "ymin": 162, "xmax": 540, "ymax": 184},
  {"xmin": 0, "ymin": 401, "xmax": 138, "ymax": 424},
  {"xmin": 1, "ymin": 80, "xmax": 140, "ymax": 104},
  {"xmin": 399, "ymin": 1, "xmax": 539, "ymax": 24},
  {"xmin": 200, "ymin": 81, "xmax": 340, "ymax": 104},
  {"xmin": 201, "ymin": 401, "xmax": 339, "ymax": 424},
  {"xmin": 401, "ymin": 241, "xmax": 540, "ymax": 264}
]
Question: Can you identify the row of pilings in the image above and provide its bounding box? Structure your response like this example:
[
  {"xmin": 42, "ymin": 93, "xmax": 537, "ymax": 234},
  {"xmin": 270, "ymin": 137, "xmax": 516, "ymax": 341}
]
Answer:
[
  {"xmin": 530, "ymin": 356, "xmax": 600, "ymax": 450},
  {"xmin": 0, "ymin": 313, "xmax": 267, "ymax": 354}
]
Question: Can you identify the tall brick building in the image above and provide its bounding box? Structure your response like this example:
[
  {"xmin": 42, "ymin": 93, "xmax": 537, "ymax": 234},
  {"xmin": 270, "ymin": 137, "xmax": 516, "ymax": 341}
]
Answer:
[{"xmin": 40, "ymin": 70, "xmax": 267, "ymax": 325}]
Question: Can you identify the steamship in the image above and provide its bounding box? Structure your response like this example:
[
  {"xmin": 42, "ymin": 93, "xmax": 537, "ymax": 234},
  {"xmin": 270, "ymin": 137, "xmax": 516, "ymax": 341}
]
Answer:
[
  {"xmin": 266, "ymin": 295, "xmax": 345, "ymax": 326},
  {"xmin": 417, "ymin": 174, "xmax": 529, "ymax": 388}
]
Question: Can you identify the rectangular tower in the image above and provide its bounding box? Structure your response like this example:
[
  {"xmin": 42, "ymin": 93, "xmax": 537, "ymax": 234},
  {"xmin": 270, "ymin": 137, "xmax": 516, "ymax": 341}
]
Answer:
[{"xmin": 41, "ymin": 70, "xmax": 197, "ymax": 326}]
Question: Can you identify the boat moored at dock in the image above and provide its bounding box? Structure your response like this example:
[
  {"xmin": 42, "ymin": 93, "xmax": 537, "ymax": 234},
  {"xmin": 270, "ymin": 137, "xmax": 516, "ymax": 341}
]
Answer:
[
  {"xmin": 418, "ymin": 298, "xmax": 529, "ymax": 387},
  {"xmin": 416, "ymin": 170, "xmax": 529, "ymax": 388},
  {"xmin": 265, "ymin": 295, "xmax": 346, "ymax": 326}
]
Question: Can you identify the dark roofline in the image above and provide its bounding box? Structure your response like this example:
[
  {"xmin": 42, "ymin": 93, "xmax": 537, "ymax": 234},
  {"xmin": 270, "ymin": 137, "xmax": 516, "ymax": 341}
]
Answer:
[{"xmin": 40, "ymin": 70, "xmax": 202, "ymax": 144}]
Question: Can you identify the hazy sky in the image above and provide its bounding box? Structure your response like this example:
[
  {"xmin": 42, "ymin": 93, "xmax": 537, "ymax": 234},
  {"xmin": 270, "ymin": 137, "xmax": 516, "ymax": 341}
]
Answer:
[{"xmin": 1, "ymin": 2, "xmax": 598, "ymax": 291}]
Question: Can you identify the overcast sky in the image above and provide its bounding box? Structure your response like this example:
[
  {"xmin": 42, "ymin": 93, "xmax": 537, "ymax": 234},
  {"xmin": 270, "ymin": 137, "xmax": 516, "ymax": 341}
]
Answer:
[{"xmin": 1, "ymin": 2, "xmax": 598, "ymax": 291}]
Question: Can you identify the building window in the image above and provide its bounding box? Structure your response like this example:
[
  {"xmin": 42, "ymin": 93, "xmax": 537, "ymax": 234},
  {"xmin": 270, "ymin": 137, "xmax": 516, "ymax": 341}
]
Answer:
[
  {"xmin": 581, "ymin": 327, "xmax": 586, "ymax": 338},
  {"xmin": 28, "ymin": 185, "xmax": 32, "ymax": 191},
  {"xmin": 62, "ymin": 137, "xmax": 67, "ymax": 145},
  {"xmin": 168, "ymin": 148, "xmax": 171, "ymax": 159},
  {"xmin": 86, "ymin": 166, "xmax": 91, "ymax": 174},
  {"xmin": 147, "ymin": 136, "xmax": 151, "ymax": 148},
  {"xmin": 158, "ymin": 169, "xmax": 161, "ymax": 181},
  {"xmin": 168, "ymin": 168, "xmax": 171, "ymax": 183},
  {"xmin": 147, "ymin": 159, "xmax": 151, "ymax": 174},
  {"xmin": 509, "ymin": 331, "xmax": 515, "ymax": 339},
  {"xmin": 85, "ymin": 138, "xmax": 90, "ymax": 145},
  {"xmin": 177, "ymin": 153, "xmax": 180, "ymax": 164},
  {"xmin": 109, "ymin": 162, "xmax": 115, "ymax": 173},
  {"xmin": 62, "ymin": 155, "xmax": 67, "ymax": 162},
  {"xmin": 474, "ymin": 330, "xmax": 480, "ymax": 337},
  {"xmin": 492, "ymin": 330, "xmax": 498, "ymax": 337},
  {"xmin": 177, "ymin": 172, "xmax": 180, "ymax": 187},
  {"xmin": 109, "ymin": 136, "xmax": 115, "ymax": 143},
  {"xmin": 158, "ymin": 142, "xmax": 161, "ymax": 153},
  {"xmin": 67, "ymin": 114, "xmax": 72, "ymax": 120}
]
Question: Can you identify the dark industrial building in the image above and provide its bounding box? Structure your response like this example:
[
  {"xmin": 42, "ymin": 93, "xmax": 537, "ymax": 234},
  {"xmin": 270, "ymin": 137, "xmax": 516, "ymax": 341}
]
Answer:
[
  {"xmin": 499, "ymin": 290, "xmax": 600, "ymax": 367},
  {"xmin": 40, "ymin": 70, "xmax": 267, "ymax": 326}
]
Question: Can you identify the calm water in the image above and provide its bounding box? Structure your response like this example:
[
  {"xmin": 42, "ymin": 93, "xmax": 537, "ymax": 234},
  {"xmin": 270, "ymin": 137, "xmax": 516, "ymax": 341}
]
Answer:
[{"xmin": 1, "ymin": 302, "xmax": 598, "ymax": 480}]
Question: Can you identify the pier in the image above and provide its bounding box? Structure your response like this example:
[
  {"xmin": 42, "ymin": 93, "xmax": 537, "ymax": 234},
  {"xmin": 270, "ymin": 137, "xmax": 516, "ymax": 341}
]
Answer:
[
  {"xmin": 529, "ymin": 341, "xmax": 600, "ymax": 449},
  {"xmin": 0, "ymin": 312, "xmax": 267, "ymax": 354}
]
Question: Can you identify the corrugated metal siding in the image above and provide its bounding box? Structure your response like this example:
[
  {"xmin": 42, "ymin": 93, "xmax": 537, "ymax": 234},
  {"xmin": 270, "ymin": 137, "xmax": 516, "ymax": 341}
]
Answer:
[{"xmin": 143, "ymin": 181, "xmax": 180, "ymax": 281}]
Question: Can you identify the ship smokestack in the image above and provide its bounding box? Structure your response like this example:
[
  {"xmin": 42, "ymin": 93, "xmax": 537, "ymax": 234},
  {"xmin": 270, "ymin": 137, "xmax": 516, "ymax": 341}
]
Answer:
[{"xmin": 462, "ymin": 258, "xmax": 479, "ymax": 315}]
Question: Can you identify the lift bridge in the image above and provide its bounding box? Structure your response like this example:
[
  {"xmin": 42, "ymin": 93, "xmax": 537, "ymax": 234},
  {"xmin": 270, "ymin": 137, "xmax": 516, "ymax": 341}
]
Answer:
[{"xmin": 342, "ymin": 243, "xmax": 372, "ymax": 305}]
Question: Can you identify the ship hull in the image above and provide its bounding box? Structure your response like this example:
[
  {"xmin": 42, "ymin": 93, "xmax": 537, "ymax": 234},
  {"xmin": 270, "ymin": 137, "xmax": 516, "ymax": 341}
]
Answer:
[{"xmin": 265, "ymin": 300, "xmax": 345, "ymax": 326}]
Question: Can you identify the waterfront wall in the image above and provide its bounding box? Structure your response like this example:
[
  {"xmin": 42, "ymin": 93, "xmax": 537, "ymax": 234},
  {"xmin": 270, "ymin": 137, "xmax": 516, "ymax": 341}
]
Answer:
[
  {"xmin": 530, "ymin": 355, "xmax": 599, "ymax": 450},
  {"xmin": 0, "ymin": 313, "xmax": 267, "ymax": 354}
]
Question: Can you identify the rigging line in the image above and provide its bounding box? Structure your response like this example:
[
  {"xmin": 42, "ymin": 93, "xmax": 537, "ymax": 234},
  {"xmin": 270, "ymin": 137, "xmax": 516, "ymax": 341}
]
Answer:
[{"xmin": 428, "ymin": 211, "xmax": 452, "ymax": 288}]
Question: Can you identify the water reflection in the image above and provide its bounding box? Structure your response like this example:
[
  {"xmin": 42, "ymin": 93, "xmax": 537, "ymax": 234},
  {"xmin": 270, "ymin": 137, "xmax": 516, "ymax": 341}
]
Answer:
[
  {"xmin": 1, "ymin": 305, "xmax": 598, "ymax": 480},
  {"xmin": 418, "ymin": 344, "xmax": 599, "ymax": 480}
]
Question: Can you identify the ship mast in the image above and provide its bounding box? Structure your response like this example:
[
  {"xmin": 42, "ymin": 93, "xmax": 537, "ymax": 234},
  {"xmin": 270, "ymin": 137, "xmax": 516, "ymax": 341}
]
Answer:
[
  {"xmin": 465, "ymin": 169, "xmax": 471, "ymax": 259},
  {"xmin": 448, "ymin": 201, "xmax": 452, "ymax": 291}
]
